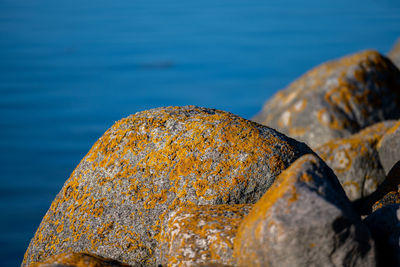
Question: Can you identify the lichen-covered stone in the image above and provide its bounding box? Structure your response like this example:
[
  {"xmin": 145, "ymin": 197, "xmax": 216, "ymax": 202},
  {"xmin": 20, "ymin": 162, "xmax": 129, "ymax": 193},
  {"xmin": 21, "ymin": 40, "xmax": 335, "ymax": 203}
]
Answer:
[
  {"xmin": 316, "ymin": 121, "xmax": 396, "ymax": 201},
  {"xmin": 233, "ymin": 154, "xmax": 375, "ymax": 267},
  {"xmin": 29, "ymin": 252, "xmax": 131, "ymax": 267},
  {"xmin": 378, "ymin": 120, "xmax": 400, "ymax": 175},
  {"xmin": 388, "ymin": 38, "xmax": 400, "ymax": 68},
  {"xmin": 23, "ymin": 106, "xmax": 312, "ymax": 266},
  {"xmin": 364, "ymin": 204, "xmax": 400, "ymax": 267},
  {"xmin": 159, "ymin": 204, "xmax": 251, "ymax": 267},
  {"xmin": 253, "ymin": 50, "xmax": 400, "ymax": 148}
]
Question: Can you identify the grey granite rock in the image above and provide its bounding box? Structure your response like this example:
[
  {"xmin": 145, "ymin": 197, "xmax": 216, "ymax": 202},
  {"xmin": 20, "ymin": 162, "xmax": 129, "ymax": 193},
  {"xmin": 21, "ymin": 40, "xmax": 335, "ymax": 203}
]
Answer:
[
  {"xmin": 253, "ymin": 50, "xmax": 400, "ymax": 148},
  {"xmin": 234, "ymin": 154, "xmax": 375, "ymax": 267},
  {"xmin": 159, "ymin": 204, "xmax": 251, "ymax": 267},
  {"xmin": 378, "ymin": 121, "xmax": 400, "ymax": 175},
  {"xmin": 364, "ymin": 204, "xmax": 400, "ymax": 267},
  {"xmin": 316, "ymin": 121, "xmax": 395, "ymax": 201},
  {"xmin": 23, "ymin": 106, "xmax": 312, "ymax": 266}
]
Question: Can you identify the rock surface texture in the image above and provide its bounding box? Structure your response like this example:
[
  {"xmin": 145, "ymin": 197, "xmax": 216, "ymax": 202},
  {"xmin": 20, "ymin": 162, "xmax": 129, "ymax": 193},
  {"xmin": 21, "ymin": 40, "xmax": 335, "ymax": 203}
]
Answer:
[
  {"xmin": 23, "ymin": 106, "xmax": 312, "ymax": 266},
  {"xmin": 233, "ymin": 154, "xmax": 375, "ymax": 267},
  {"xmin": 29, "ymin": 252, "xmax": 131, "ymax": 267},
  {"xmin": 377, "ymin": 121, "xmax": 400, "ymax": 175},
  {"xmin": 364, "ymin": 204, "xmax": 400, "ymax": 267},
  {"xmin": 159, "ymin": 204, "xmax": 251, "ymax": 266},
  {"xmin": 316, "ymin": 121, "xmax": 395, "ymax": 201},
  {"xmin": 253, "ymin": 50, "xmax": 400, "ymax": 148},
  {"xmin": 388, "ymin": 38, "xmax": 400, "ymax": 68}
]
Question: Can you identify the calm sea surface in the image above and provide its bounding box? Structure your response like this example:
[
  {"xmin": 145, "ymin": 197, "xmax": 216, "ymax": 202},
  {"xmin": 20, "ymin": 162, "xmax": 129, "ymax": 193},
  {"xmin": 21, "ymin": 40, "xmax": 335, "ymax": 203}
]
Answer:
[{"xmin": 1, "ymin": 0, "xmax": 400, "ymax": 265}]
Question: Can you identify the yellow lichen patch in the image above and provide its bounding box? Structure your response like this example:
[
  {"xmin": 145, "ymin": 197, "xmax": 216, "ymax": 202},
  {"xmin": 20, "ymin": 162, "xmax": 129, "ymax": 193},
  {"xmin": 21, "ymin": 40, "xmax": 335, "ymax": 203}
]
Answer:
[{"xmin": 160, "ymin": 204, "xmax": 251, "ymax": 267}]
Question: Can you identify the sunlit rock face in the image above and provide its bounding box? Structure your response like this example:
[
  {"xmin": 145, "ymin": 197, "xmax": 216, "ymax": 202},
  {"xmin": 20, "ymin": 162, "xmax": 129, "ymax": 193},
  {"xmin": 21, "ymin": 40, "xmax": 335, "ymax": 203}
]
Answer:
[{"xmin": 253, "ymin": 50, "xmax": 400, "ymax": 148}]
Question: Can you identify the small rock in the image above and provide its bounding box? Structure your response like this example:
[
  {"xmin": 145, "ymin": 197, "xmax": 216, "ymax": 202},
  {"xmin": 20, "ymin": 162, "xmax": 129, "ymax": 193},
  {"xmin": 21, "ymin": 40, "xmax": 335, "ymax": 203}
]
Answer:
[
  {"xmin": 253, "ymin": 50, "xmax": 400, "ymax": 148},
  {"xmin": 364, "ymin": 204, "xmax": 400, "ymax": 267},
  {"xmin": 29, "ymin": 252, "xmax": 131, "ymax": 267},
  {"xmin": 378, "ymin": 120, "xmax": 400, "ymax": 175},
  {"xmin": 233, "ymin": 154, "xmax": 375, "ymax": 267},
  {"xmin": 388, "ymin": 38, "xmax": 400, "ymax": 68},
  {"xmin": 353, "ymin": 160, "xmax": 400, "ymax": 215},
  {"xmin": 23, "ymin": 106, "xmax": 312, "ymax": 266},
  {"xmin": 316, "ymin": 121, "xmax": 395, "ymax": 201},
  {"xmin": 159, "ymin": 204, "xmax": 251, "ymax": 267}
]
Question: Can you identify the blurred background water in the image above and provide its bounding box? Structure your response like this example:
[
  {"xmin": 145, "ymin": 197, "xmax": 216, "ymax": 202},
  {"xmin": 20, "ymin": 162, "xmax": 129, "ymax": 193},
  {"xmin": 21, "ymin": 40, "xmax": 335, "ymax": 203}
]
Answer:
[{"xmin": 1, "ymin": 0, "xmax": 400, "ymax": 265}]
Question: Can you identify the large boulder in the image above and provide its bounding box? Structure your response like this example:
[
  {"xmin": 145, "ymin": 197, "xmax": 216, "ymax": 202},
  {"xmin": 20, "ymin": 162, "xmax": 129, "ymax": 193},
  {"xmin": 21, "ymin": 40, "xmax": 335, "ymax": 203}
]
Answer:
[
  {"xmin": 253, "ymin": 50, "xmax": 400, "ymax": 148},
  {"xmin": 364, "ymin": 204, "xmax": 400, "ymax": 267},
  {"xmin": 388, "ymin": 38, "xmax": 400, "ymax": 68},
  {"xmin": 29, "ymin": 252, "xmax": 130, "ymax": 267},
  {"xmin": 23, "ymin": 106, "xmax": 312, "ymax": 266},
  {"xmin": 315, "ymin": 121, "xmax": 395, "ymax": 201},
  {"xmin": 233, "ymin": 154, "xmax": 375, "ymax": 267},
  {"xmin": 159, "ymin": 204, "xmax": 251, "ymax": 266},
  {"xmin": 378, "ymin": 120, "xmax": 400, "ymax": 175}
]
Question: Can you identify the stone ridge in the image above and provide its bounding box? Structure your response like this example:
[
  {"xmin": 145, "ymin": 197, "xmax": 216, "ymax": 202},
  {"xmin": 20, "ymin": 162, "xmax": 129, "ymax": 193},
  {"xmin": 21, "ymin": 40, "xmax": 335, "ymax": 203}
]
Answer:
[
  {"xmin": 253, "ymin": 50, "xmax": 400, "ymax": 148},
  {"xmin": 316, "ymin": 120, "xmax": 396, "ymax": 201},
  {"xmin": 23, "ymin": 105, "xmax": 312, "ymax": 266}
]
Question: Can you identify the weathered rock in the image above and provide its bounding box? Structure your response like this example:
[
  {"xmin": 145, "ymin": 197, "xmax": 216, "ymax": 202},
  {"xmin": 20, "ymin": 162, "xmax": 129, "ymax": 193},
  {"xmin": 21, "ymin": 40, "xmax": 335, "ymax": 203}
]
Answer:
[
  {"xmin": 378, "ymin": 120, "xmax": 400, "ymax": 175},
  {"xmin": 388, "ymin": 38, "xmax": 400, "ymax": 68},
  {"xmin": 159, "ymin": 204, "xmax": 251, "ymax": 267},
  {"xmin": 253, "ymin": 50, "xmax": 400, "ymax": 148},
  {"xmin": 353, "ymin": 160, "xmax": 400, "ymax": 215},
  {"xmin": 23, "ymin": 106, "xmax": 312, "ymax": 266},
  {"xmin": 364, "ymin": 204, "xmax": 400, "ymax": 267},
  {"xmin": 29, "ymin": 252, "xmax": 131, "ymax": 267},
  {"xmin": 233, "ymin": 154, "xmax": 375, "ymax": 267},
  {"xmin": 316, "ymin": 121, "xmax": 396, "ymax": 201}
]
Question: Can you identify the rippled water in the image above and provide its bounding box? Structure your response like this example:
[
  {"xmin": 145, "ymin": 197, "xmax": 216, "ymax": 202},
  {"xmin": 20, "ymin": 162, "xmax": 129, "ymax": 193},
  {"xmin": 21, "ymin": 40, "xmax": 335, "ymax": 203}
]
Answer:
[{"xmin": 1, "ymin": 0, "xmax": 400, "ymax": 265}]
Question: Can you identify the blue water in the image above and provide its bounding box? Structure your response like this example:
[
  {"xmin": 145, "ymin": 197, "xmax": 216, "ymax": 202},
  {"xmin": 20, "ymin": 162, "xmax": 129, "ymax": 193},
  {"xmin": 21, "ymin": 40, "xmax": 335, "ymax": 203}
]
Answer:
[{"xmin": 1, "ymin": 0, "xmax": 400, "ymax": 266}]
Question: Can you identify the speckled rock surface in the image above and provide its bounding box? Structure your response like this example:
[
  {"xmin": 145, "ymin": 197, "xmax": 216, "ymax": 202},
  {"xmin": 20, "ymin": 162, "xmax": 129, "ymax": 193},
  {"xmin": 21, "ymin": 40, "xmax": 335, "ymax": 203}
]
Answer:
[
  {"xmin": 364, "ymin": 204, "xmax": 400, "ymax": 267},
  {"xmin": 253, "ymin": 50, "xmax": 400, "ymax": 148},
  {"xmin": 316, "ymin": 121, "xmax": 395, "ymax": 201},
  {"xmin": 23, "ymin": 106, "xmax": 312, "ymax": 266},
  {"xmin": 388, "ymin": 38, "xmax": 400, "ymax": 68},
  {"xmin": 29, "ymin": 252, "xmax": 131, "ymax": 267},
  {"xmin": 378, "ymin": 121, "xmax": 400, "ymax": 175},
  {"xmin": 233, "ymin": 154, "xmax": 375, "ymax": 267},
  {"xmin": 159, "ymin": 204, "xmax": 251, "ymax": 267}
]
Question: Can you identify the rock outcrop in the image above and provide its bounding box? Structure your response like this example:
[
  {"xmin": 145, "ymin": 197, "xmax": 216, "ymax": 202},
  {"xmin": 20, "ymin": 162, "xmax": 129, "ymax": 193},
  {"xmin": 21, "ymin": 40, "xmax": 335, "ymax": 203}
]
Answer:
[
  {"xmin": 253, "ymin": 50, "xmax": 400, "ymax": 148},
  {"xmin": 23, "ymin": 106, "xmax": 312, "ymax": 266},
  {"xmin": 233, "ymin": 154, "xmax": 375, "ymax": 267},
  {"xmin": 315, "ymin": 121, "xmax": 395, "ymax": 201}
]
